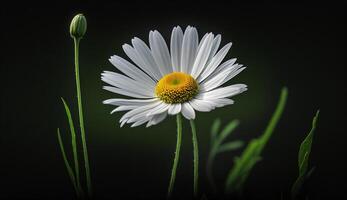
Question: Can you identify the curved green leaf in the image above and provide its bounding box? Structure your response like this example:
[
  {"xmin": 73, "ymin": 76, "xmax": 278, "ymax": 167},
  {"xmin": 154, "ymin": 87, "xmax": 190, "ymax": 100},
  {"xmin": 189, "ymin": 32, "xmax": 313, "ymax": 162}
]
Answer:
[
  {"xmin": 211, "ymin": 118, "xmax": 221, "ymax": 145},
  {"xmin": 217, "ymin": 141, "xmax": 244, "ymax": 153},
  {"xmin": 291, "ymin": 110, "xmax": 320, "ymax": 198}
]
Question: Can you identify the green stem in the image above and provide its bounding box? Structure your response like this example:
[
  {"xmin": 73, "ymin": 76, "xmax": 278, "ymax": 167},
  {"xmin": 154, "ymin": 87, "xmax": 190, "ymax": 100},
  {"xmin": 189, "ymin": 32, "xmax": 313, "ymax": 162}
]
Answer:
[
  {"xmin": 167, "ymin": 114, "xmax": 183, "ymax": 198},
  {"xmin": 74, "ymin": 37, "xmax": 92, "ymax": 197},
  {"xmin": 190, "ymin": 120, "xmax": 199, "ymax": 197}
]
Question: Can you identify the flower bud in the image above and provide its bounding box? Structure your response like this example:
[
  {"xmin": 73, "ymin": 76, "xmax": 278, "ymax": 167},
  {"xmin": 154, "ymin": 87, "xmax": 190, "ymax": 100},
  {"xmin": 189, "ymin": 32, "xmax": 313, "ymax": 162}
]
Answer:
[{"xmin": 70, "ymin": 14, "xmax": 87, "ymax": 39}]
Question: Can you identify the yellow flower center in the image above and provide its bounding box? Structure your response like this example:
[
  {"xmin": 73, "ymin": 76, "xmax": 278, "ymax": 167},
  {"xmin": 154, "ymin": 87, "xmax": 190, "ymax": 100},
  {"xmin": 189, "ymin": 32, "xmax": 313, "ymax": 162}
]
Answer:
[{"xmin": 155, "ymin": 72, "xmax": 199, "ymax": 104}]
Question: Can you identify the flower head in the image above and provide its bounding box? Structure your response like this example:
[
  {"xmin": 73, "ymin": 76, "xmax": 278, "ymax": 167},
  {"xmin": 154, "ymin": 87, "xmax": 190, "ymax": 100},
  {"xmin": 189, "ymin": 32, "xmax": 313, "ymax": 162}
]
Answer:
[{"xmin": 102, "ymin": 26, "xmax": 247, "ymax": 127}]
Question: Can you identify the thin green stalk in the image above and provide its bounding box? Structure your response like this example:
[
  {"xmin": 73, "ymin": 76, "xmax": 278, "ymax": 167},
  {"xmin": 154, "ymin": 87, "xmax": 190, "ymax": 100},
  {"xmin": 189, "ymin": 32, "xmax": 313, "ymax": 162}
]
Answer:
[
  {"xmin": 57, "ymin": 128, "xmax": 79, "ymax": 197},
  {"xmin": 74, "ymin": 38, "xmax": 92, "ymax": 197},
  {"xmin": 190, "ymin": 120, "xmax": 199, "ymax": 197},
  {"xmin": 225, "ymin": 87, "xmax": 288, "ymax": 193},
  {"xmin": 167, "ymin": 114, "xmax": 183, "ymax": 198},
  {"xmin": 61, "ymin": 98, "xmax": 82, "ymax": 195}
]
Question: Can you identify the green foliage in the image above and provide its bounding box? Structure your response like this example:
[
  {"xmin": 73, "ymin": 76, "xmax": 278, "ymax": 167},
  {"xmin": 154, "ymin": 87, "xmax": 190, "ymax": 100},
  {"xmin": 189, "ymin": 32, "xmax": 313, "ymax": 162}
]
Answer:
[
  {"xmin": 207, "ymin": 119, "xmax": 244, "ymax": 192},
  {"xmin": 57, "ymin": 128, "xmax": 77, "ymax": 192},
  {"xmin": 210, "ymin": 118, "xmax": 221, "ymax": 145},
  {"xmin": 61, "ymin": 98, "xmax": 80, "ymax": 188},
  {"xmin": 57, "ymin": 98, "xmax": 82, "ymax": 197},
  {"xmin": 225, "ymin": 87, "xmax": 288, "ymax": 194},
  {"xmin": 291, "ymin": 110, "xmax": 320, "ymax": 198},
  {"xmin": 217, "ymin": 141, "xmax": 244, "ymax": 153}
]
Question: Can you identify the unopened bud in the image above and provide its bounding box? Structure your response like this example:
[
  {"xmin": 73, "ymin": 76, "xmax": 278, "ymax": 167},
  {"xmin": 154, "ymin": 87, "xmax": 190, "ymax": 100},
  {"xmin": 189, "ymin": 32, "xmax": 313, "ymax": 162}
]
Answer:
[{"xmin": 70, "ymin": 14, "xmax": 87, "ymax": 39}]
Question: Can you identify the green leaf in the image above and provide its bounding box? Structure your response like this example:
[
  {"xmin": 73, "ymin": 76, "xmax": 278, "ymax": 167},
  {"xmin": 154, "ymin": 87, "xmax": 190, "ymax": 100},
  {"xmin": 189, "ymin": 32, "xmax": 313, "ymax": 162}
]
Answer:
[
  {"xmin": 211, "ymin": 118, "xmax": 221, "ymax": 145},
  {"xmin": 216, "ymin": 120, "xmax": 239, "ymax": 146},
  {"xmin": 291, "ymin": 110, "xmax": 320, "ymax": 198},
  {"xmin": 207, "ymin": 118, "xmax": 241, "ymax": 193},
  {"xmin": 61, "ymin": 98, "xmax": 82, "ymax": 192},
  {"xmin": 57, "ymin": 128, "xmax": 78, "ymax": 192},
  {"xmin": 217, "ymin": 141, "xmax": 244, "ymax": 153},
  {"xmin": 225, "ymin": 87, "xmax": 288, "ymax": 194},
  {"xmin": 298, "ymin": 110, "xmax": 319, "ymax": 170}
]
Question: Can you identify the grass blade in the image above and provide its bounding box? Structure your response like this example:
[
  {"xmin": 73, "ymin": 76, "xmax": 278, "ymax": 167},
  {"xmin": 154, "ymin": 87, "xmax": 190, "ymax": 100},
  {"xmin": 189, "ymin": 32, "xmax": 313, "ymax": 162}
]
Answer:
[
  {"xmin": 291, "ymin": 110, "xmax": 320, "ymax": 198},
  {"xmin": 211, "ymin": 118, "xmax": 221, "ymax": 145},
  {"xmin": 216, "ymin": 120, "xmax": 239, "ymax": 146},
  {"xmin": 225, "ymin": 87, "xmax": 288, "ymax": 194},
  {"xmin": 207, "ymin": 119, "xmax": 241, "ymax": 193},
  {"xmin": 217, "ymin": 141, "xmax": 244, "ymax": 153},
  {"xmin": 57, "ymin": 128, "xmax": 78, "ymax": 194},
  {"xmin": 61, "ymin": 98, "xmax": 82, "ymax": 194}
]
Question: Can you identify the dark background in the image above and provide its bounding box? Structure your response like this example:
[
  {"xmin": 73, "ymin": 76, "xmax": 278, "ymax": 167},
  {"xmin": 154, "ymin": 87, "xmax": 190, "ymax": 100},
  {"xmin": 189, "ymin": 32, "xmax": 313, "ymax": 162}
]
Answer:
[{"xmin": 1, "ymin": 1, "xmax": 346, "ymax": 199}]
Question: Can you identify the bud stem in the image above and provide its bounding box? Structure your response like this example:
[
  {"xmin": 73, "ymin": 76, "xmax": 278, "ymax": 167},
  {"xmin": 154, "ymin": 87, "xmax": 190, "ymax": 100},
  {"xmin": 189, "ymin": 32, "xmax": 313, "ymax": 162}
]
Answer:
[{"xmin": 74, "ymin": 37, "xmax": 92, "ymax": 198}]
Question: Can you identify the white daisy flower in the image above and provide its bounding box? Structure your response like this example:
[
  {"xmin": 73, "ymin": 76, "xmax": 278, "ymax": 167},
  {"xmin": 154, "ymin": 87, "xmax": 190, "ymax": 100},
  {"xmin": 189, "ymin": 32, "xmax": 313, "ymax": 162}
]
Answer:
[{"xmin": 102, "ymin": 26, "xmax": 247, "ymax": 127}]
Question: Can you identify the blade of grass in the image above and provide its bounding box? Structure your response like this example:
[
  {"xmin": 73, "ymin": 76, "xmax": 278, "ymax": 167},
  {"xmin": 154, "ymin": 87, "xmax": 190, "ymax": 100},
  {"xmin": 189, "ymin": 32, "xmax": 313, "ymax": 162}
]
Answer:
[
  {"xmin": 291, "ymin": 110, "xmax": 320, "ymax": 198},
  {"xmin": 217, "ymin": 141, "xmax": 244, "ymax": 153},
  {"xmin": 210, "ymin": 118, "xmax": 221, "ymax": 146},
  {"xmin": 207, "ymin": 119, "xmax": 241, "ymax": 193},
  {"xmin": 57, "ymin": 128, "xmax": 79, "ymax": 196},
  {"xmin": 225, "ymin": 87, "xmax": 288, "ymax": 194},
  {"xmin": 215, "ymin": 120, "xmax": 240, "ymax": 147},
  {"xmin": 61, "ymin": 98, "xmax": 82, "ymax": 194}
]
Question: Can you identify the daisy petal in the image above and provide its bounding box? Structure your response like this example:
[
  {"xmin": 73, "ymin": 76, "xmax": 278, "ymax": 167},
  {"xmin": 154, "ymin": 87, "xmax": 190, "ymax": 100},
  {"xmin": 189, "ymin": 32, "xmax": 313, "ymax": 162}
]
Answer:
[
  {"xmin": 146, "ymin": 112, "xmax": 168, "ymax": 127},
  {"xmin": 127, "ymin": 111, "xmax": 152, "ymax": 124},
  {"xmin": 120, "ymin": 101, "xmax": 161, "ymax": 123},
  {"xmin": 149, "ymin": 30, "xmax": 172, "ymax": 76},
  {"xmin": 189, "ymin": 99, "xmax": 214, "ymax": 112},
  {"xmin": 181, "ymin": 102, "xmax": 196, "ymax": 120},
  {"xmin": 195, "ymin": 33, "xmax": 209, "ymax": 53},
  {"xmin": 213, "ymin": 98, "xmax": 235, "ymax": 107},
  {"xmin": 131, "ymin": 37, "xmax": 163, "ymax": 79},
  {"xmin": 197, "ymin": 84, "xmax": 247, "ymax": 99},
  {"xmin": 199, "ymin": 69, "xmax": 231, "ymax": 92},
  {"xmin": 131, "ymin": 117, "xmax": 151, "ymax": 127},
  {"xmin": 207, "ymin": 34, "xmax": 222, "ymax": 64},
  {"xmin": 191, "ymin": 33, "xmax": 214, "ymax": 78},
  {"xmin": 123, "ymin": 44, "xmax": 162, "ymax": 80},
  {"xmin": 170, "ymin": 26, "xmax": 184, "ymax": 72},
  {"xmin": 200, "ymin": 63, "xmax": 242, "ymax": 92},
  {"xmin": 198, "ymin": 42, "xmax": 232, "ymax": 82},
  {"xmin": 103, "ymin": 86, "xmax": 152, "ymax": 99},
  {"xmin": 101, "ymin": 71, "xmax": 154, "ymax": 96},
  {"xmin": 211, "ymin": 58, "xmax": 237, "ymax": 76},
  {"xmin": 181, "ymin": 26, "xmax": 198, "ymax": 73},
  {"xmin": 146, "ymin": 102, "xmax": 170, "ymax": 116},
  {"xmin": 103, "ymin": 98, "xmax": 157, "ymax": 106},
  {"xmin": 110, "ymin": 105, "xmax": 139, "ymax": 114},
  {"xmin": 168, "ymin": 104, "xmax": 182, "ymax": 115},
  {"xmin": 220, "ymin": 66, "xmax": 246, "ymax": 86},
  {"xmin": 109, "ymin": 55, "xmax": 156, "ymax": 88}
]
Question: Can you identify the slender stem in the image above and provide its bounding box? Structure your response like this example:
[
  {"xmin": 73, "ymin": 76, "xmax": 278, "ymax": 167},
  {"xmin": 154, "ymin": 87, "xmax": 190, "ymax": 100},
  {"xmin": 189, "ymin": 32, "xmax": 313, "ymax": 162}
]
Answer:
[
  {"xmin": 190, "ymin": 120, "xmax": 199, "ymax": 197},
  {"xmin": 167, "ymin": 114, "xmax": 183, "ymax": 198},
  {"xmin": 74, "ymin": 38, "xmax": 92, "ymax": 197}
]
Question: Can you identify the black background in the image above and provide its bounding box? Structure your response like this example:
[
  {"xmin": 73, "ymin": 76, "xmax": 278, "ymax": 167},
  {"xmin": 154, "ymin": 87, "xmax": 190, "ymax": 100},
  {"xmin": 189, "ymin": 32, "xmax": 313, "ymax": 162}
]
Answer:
[{"xmin": 1, "ymin": 1, "xmax": 346, "ymax": 199}]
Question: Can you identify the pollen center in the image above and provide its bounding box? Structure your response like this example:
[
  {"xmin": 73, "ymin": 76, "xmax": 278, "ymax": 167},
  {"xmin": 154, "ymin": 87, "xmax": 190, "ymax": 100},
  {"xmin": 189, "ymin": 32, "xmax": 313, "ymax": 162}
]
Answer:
[{"xmin": 155, "ymin": 72, "xmax": 199, "ymax": 104}]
